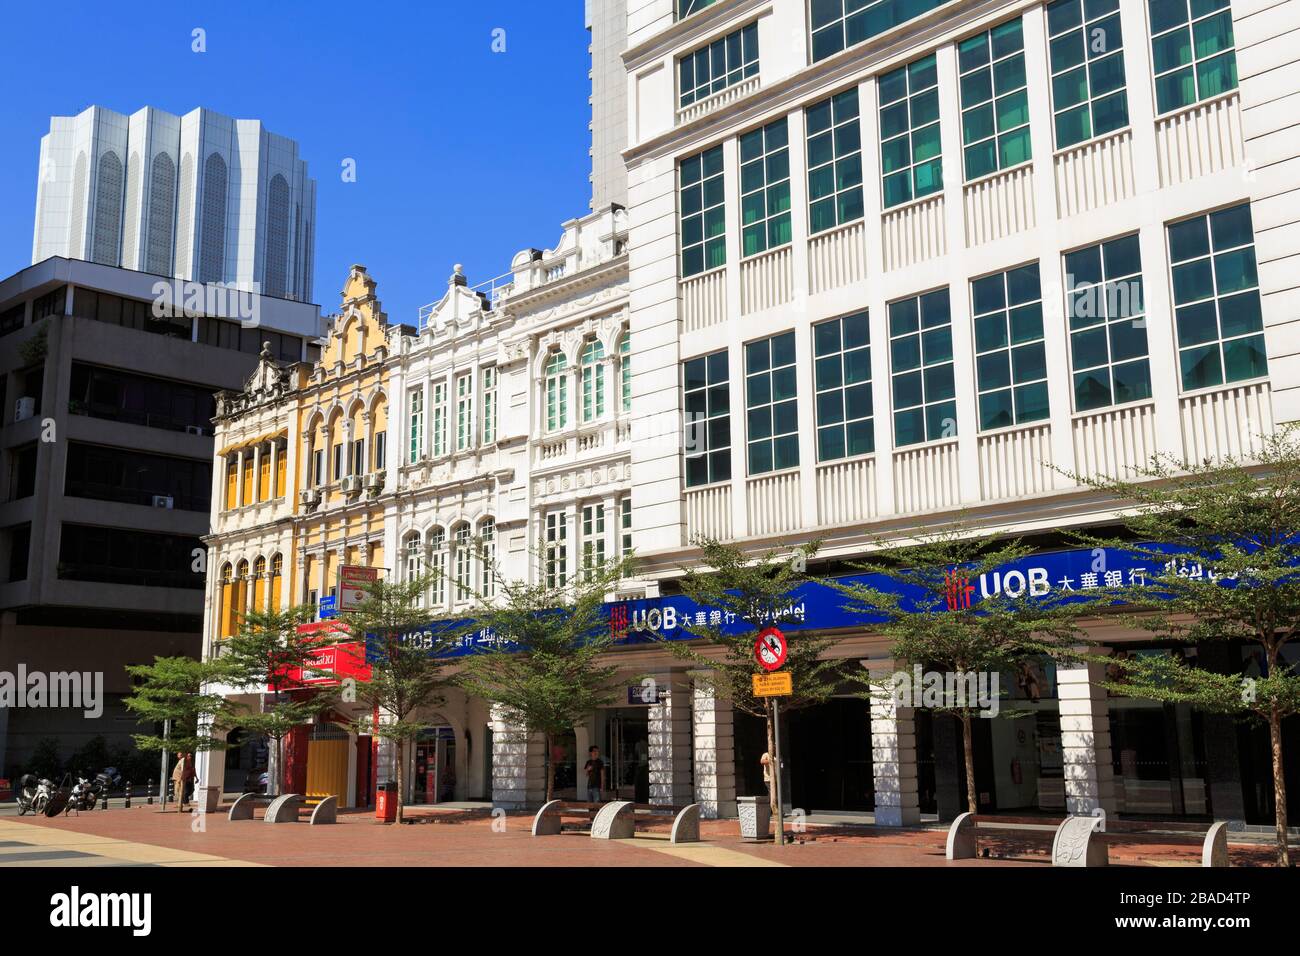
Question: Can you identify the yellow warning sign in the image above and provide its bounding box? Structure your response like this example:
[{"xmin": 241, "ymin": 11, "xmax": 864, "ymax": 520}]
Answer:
[{"xmin": 752, "ymin": 672, "xmax": 792, "ymax": 697}]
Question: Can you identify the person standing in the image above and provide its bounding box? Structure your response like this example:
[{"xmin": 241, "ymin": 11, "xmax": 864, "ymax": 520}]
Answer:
[
  {"xmin": 583, "ymin": 746, "xmax": 606, "ymax": 803},
  {"xmin": 170, "ymin": 751, "xmax": 186, "ymax": 810}
]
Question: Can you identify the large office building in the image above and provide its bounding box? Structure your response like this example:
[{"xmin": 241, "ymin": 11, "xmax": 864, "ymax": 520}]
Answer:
[
  {"xmin": 32, "ymin": 106, "xmax": 317, "ymax": 302},
  {"xmin": 199, "ymin": 0, "xmax": 1300, "ymax": 829},
  {"xmin": 0, "ymin": 257, "xmax": 323, "ymax": 779}
]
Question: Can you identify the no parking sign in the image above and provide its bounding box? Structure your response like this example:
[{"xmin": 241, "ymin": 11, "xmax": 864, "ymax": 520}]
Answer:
[{"xmin": 754, "ymin": 626, "xmax": 787, "ymax": 671}]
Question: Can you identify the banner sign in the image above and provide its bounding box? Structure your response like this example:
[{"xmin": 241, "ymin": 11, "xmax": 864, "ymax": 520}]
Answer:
[{"xmin": 291, "ymin": 541, "xmax": 1247, "ymax": 676}]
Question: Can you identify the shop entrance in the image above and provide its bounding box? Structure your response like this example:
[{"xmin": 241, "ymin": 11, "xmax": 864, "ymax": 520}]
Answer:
[
  {"xmin": 787, "ymin": 698, "xmax": 873, "ymax": 812},
  {"xmin": 413, "ymin": 726, "xmax": 456, "ymax": 804},
  {"xmin": 600, "ymin": 708, "xmax": 650, "ymax": 803}
]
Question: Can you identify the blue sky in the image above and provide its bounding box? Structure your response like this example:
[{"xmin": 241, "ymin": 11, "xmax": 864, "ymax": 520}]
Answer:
[{"xmin": 0, "ymin": 0, "xmax": 594, "ymax": 324}]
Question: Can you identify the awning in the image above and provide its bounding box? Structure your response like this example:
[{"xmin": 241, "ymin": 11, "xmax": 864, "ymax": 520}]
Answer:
[{"xmin": 218, "ymin": 429, "xmax": 288, "ymax": 456}]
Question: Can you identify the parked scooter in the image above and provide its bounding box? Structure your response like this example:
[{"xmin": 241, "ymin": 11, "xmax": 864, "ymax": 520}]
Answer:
[
  {"xmin": 66, "ymin": 772, "xmax": 111, "ymax": 813},
  {"xmin": 16, "ymin": 774, "xmax": 69, "ymax": 817}
]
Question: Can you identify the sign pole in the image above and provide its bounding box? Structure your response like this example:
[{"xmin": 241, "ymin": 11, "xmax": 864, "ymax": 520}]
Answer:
[{"xmin": 773, "ymin": 697, "xmax": 785, "ymax": 847}]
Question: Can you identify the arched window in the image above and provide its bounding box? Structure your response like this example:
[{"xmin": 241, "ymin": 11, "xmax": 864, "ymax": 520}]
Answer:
[
  {"xmin": 479, "ymin": 518, "xmax": 496, "ymax": 598},
  {"xmin": 220, "ymin": 563, "xmax": 235, "ymax": 637},
  {"xmin": 199, "ymin": 153, "xmax": 227, "ymax": 284},
  {"xmin": 453, "ymin": 524, "xmax": 472, "ymax": 601},
  {"xmin": 404, "ymin": 532, "xmax": 422, "ymax": 585},
  {"xmin": 265, "ymin": 173, "xmax": 290, "ymax": 297},
  {"xmin": 235, "ymin": 560, "xmax": 250, "ymax": 619},
  {"xmin": 252, "ymin": 556, "xmax": 267, "ymax": 611},
  {"xmin": 545, "ymin": 351, "xmax": 568, "ymax": 431},
  {"xmin": 428, "ymin": 528, "xmax": 446, "ymax": 607},
  {"xmin": 581, "ymin": 339, "xmax": 605, "ymax": 422},
  {"xmin": 146, "ymin": 152, "xmax": 176, "ymax": 275},
  {"xmin": 269, "ymin": 553, "xmax": 283, "ymax": 610},
  {"xmin": 619, "ymin": 330, "xmax": 631, "ymax": 414},
  {"xmin": 92, "ymin": 151, "xmax": 124, "ymax": 266}
]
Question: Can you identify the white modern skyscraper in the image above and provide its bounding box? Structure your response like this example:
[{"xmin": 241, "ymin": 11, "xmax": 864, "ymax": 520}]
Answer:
[{"xmin": 32, "ymin": 105, "xmax": 317, "ymax": 302}]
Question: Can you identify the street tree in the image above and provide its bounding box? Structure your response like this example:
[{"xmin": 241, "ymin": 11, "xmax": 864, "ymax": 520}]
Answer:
[
  {"xmin": 660, "ymin": 536, "xmax": 848, "ymax": 816},
  {"xmin": 454, "ymin": 550, "xmax": 636, "ymax": 803},
  {"xmin": 1065, "ymin": 429, "xmax": 1300, "ymax": 866},
  {"xmin": 337, "ymin": 572, "xmax": 452, "ymax": 823},
  {"xmin": 831, "ymin": 522, "xmax": 1092, "ymax": 815},
  {"xmin": 217, "ymin": 603, "xmax": 335, "ymax": 797}
]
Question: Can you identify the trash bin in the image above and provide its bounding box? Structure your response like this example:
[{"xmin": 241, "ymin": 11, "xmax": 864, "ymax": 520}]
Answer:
[
  {"xmin": 375, "ymin": 782, "xmax": 397, "ymax": 822},
  {"xmin": 737, "ymin": 795, "xmax": 771, "ymax": 841}
]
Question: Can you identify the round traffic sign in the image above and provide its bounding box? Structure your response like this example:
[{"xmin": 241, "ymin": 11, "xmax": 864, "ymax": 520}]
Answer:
[{"xmin": 754, "ymin": 626, "xmax": 787, "ymax": 671}]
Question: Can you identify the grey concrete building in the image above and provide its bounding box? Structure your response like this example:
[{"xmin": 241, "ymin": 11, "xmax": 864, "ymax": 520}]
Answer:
[{"xmin": 0, "ymin": 257, "xmax": 323, "ymax": 778}]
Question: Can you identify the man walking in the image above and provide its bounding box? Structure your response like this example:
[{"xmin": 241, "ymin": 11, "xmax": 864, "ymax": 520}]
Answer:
[{"xmin": 583, "ymin": 745, "xmax": 607, "ymax": 803}]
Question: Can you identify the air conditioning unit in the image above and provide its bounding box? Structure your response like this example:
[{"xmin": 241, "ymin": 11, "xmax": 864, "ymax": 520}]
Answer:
[
  {"xmin": 364, "ymin": 471, "xmax": 383, "ymax": 489},
  {"xmin": 299, "ymin": 489, "xmax": 321, "ymax": 507},
  {"xmin": 13, "ymin": 397, "xmax": 35, "ymax": 423},
  {"xmin": 184, "ymin": 425, "xmax": 204, "ymax": 436},
  {"xmin": 341, "ymin": 476, "xmax": 363, "ymax": 494},
  {"xmin": 152, "ymin": 495, "xmax": 174, "ymax": 509}
]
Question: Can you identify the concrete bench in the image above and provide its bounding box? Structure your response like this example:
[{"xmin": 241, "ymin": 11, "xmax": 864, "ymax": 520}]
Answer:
[
  {"xmin": 531, "ymin": 800, "xmax": 701, "ymax": 843},
  {"xmin": 309, "ymin": 795, "xmax": 337, "ymax": 825},
  {"xmin": 264, "ymin": 793, "xmax": 304, "ymax": 823},
  {"xmin": 946, "ymin": 811, "xmax": 1229, "ymax": 867},
  {"xmin": 228, "ymin": 792, "xmax": 259, "ymax": 821}
]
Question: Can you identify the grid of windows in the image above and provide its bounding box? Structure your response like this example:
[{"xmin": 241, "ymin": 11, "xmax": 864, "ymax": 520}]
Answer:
[
  {"xmin": 680, "ymin": 146, "xmax": 726, "ymax": 278},
  {"xmin": 1064, "ymin": 235, "xmax": 1151, "ymax": 411},
  {"xmin": 972, "ymin": 264, "xmax": 1049, "ymax": 430},
  {"xmin": 1168, "ymin": 203, "xmax": 1267, "ymax": 391},
  {"xmin": 545, "ymin": 512, "xmax": 568, "ymax": 589},
  {"xmin": 1149, "ymin": 0, "xmax": 1238, "ymax": 115},
  {"xmin": 456, "ymin": 372, "xmax": 473, "ymax": 451},
  {"xmin": 879, "ymin": 53, "xmax": 942, "ymax": 208},
  {"xmin": 959, "ymin": 18, "xmax": 1031, "ymax": 180},
  {"xmin": 582, "ymin": 339, "xmax": 606, "ymax": 421},
  {"xmin": 481, "ymin": 366, "xmax": 497, "ymax": 444},
  {"xmin": 546, "ymin": 352, "xmax": 568, "ymax": 431},
  {"xmin": 811, "ymin": 0, "xmax": 951, "ymax": 63},
  {"xmin": 1047, "ymin": 0, "xmax": 1129, "ymax": 148},
  {"xmin": 807, "ymin": 87, "xmax": 865, "ymax": 233},
  {"xmin": 740, "ymin": 119, "xmax": 792, "ymax": 257},
  {"xmin": 582, "ymin": 503, "xmax": 606, "ymax": 579},
  {"xmin": 679, "ymin": 22, "xmax": 758, "ymax": 109},
  {"xmin": 890, "ymin": 289, "xmax": 956, "ymax": 446},
  {"xmin": 745, "ymin": 331, "xmax": 798, "ymax": 474},
  {"xmin": 814, "ymin": 312, "xmax": 874, "ymax": 461},
  {"xmin": 683, "ymin": 350, "xmax": 731, "ymax": 487}
]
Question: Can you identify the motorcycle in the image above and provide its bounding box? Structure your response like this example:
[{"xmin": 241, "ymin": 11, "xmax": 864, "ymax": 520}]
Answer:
[
  {"xmin": 66, "ymin": 772, "xmax": 112, "ymax": 813},
  {"xmin": 16, "ymin": 774, "xmax": 70, "ymax": 817}
]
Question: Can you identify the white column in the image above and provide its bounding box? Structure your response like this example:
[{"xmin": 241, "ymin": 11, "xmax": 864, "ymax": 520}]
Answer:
[
  {"xmin": 869, "ymin": 661, "xmax": 921, "ymax": 826},
  {"xmin": 691, "ymin": 672, "xmax": 736, "ymax": 819},
  {"xmin": 1058, "ymin": 658, "xmax": 1117, "ymax": 815},
  {"xmin": 648, "ymin": 671, "xmax": 692, "ymax": 805},
  {"xmin": 489, "ymin": 704, "xmax": 544, "ymax": 809}
]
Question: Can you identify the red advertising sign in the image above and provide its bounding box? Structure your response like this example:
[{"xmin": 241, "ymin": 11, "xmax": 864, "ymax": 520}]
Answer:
[
  {"xmin": 754, "ymin": 626, "xmax": 788, "ymax": 672},
  {"xmin": 271, "ymin": 621, "xmax": 371, "ymax": 689}
]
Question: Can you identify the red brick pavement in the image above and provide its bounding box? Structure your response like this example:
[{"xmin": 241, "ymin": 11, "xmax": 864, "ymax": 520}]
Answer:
[{"xmin": 9, "ymin": 805, "xmax": 1281, "ymax": 867}]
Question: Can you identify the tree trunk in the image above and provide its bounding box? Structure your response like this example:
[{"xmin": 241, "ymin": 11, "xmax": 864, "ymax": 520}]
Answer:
[
  {"xmin": 1268, "ymin": 703, "xmax": 1290, "ymax": 867},
  {"xmin": 765, "ymin": 699, "xmax": 778, "ymax": 816},
  {"xmin": 395, "ymin": 737, "xmax": 404, "ymax": 824},
  {"xmin": 544, "ymin": 732, "xmax": 554, "ymax": 803},
  {"xmin": 960, "ymin": 711, "xmax": 977, "ymax": 815}
]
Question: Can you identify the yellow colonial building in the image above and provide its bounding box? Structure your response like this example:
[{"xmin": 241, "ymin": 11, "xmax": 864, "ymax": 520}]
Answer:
[{"xmin": 200, "ymin": 265, "xmax": 405, "ymax": 803}]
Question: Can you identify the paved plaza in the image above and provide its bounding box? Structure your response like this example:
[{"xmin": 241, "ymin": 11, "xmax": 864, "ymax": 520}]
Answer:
[{"xmin": 0, "ymin": 806, "xmax": 1280, "ymax": 868}]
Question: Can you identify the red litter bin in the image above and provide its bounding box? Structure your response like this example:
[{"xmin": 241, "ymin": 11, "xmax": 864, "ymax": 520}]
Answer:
[{"xmin": 375, "ymin": 782, "xmax": 397, "ymax": 822}]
